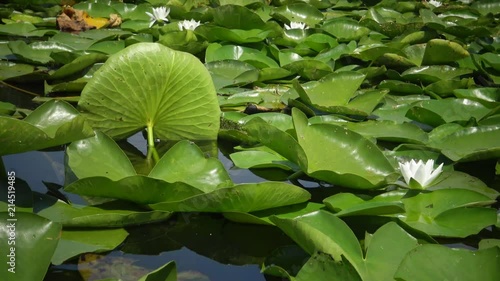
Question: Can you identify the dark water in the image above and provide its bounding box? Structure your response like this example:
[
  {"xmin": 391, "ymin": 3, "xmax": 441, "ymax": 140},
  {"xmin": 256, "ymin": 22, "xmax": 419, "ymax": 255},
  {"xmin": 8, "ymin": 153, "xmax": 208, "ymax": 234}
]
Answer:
[{"xmin": 2, "ymin": 133, "xmax": 292, "ymax": 281}]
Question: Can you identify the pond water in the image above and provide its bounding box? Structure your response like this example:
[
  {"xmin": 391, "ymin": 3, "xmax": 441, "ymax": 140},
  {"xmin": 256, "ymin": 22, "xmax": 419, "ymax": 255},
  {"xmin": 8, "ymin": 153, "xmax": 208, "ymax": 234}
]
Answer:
[{"xmin": 2, "ymin": 132, "xmax": 309, "ymax": 281}]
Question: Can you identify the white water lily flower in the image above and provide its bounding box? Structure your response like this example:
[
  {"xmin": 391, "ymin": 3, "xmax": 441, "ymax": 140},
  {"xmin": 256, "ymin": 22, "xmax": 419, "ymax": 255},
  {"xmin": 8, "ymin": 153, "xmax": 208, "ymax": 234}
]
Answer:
[
  {"xmin": 284, "ymin": 21, "xmax": 309, "ymax": 30},
  {"xmin": 428, "ymin": 0, "xmax": 442, "ymax": 7},
  {"xmin": 178, "ymin": 19, "xmax": 201, "ymax": 31},
  {"xmin": 399, "ymin": 159, "xmax": 443, "ymax": 189},
  {"xmin": 146, "ymin": 6, "xmax": 170, "ymax": 28}
]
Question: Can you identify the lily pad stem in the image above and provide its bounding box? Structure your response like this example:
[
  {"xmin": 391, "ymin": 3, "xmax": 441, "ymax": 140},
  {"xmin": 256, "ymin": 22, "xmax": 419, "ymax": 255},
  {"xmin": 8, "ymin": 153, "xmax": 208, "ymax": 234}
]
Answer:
[
  {"xmin": 146, "ymin": 124, "xmax": 160, "ymax": 163},
  {"xmin": 0, "ymin": 81, "xmax": 39, "ymax": 96}
]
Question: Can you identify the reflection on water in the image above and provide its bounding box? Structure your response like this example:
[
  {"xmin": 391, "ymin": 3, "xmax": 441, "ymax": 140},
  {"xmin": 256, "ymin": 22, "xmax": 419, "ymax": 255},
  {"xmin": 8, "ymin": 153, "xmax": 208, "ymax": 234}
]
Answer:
[{"xmin": 1, "ymin": 132, "xmax": 290, "ymax": 281}]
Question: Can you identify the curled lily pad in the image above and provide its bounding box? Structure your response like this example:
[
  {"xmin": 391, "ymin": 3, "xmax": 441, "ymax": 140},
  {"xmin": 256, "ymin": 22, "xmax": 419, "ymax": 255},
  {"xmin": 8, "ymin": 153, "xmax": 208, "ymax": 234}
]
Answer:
[
  {"xmin": 421, "ymin": 39, "xmax": 469, "ymax": 65},
  {"xmin": 78, "ymin": 42, "xmax": 220, "ymax": 141},
  {"xmin": 0, "ymin": 100, "xmax": 94, "ymax": 156}
]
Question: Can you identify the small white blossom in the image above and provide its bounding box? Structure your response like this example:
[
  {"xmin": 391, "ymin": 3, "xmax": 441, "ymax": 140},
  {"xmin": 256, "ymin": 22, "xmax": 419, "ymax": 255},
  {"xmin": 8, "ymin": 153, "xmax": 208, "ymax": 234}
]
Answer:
[
  {"xmin": 284, "ymin": 21, "xmax": 309, "ymax": 30},
  {"xmin": 146, "ymin": 6, "xmax": 170, "ymax": 28},
  {"xmin": 178, "ymin": 19, "xmax": 201, "ymax": 31},
  {"xmin": 399, "ymin": 159, "xmax": 443, "ymax": 189},
  {"xmin": 428, "ymin": 0, "xmax": 442, "ymax": 7}
]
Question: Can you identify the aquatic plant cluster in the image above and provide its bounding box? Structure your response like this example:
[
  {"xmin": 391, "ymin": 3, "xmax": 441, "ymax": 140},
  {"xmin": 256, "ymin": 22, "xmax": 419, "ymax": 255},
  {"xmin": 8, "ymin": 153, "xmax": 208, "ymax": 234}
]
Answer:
[{"xmin": 0, "ymin": 0, "xmax": 499, "ymax": 280}]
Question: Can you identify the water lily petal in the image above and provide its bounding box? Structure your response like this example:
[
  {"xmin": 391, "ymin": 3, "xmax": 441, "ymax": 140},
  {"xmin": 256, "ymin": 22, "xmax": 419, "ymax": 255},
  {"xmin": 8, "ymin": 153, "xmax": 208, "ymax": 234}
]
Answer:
[{"xmin": 426, "ymin": 162, "xmax": 444, "ymax": 186}]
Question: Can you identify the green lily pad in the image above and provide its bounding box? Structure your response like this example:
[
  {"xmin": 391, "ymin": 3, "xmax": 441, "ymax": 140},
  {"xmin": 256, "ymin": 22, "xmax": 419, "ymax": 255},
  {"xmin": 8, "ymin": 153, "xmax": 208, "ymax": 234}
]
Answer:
[
  {"xmin": 65, "ymin": 176, "xmax": 204, "ymax": 205},
  {"xmin": 310, "ymin": 119, "xmax": 428, "ymax": 144},
  {"xmin": 405, "ymin": 98, "xmax": 491, "ymax": 127},
  {"xmin": 149, "ymin": 182, "xmax": 311, "ymax": 212},
  {"xmin": 149, "ymin": 140, "xmax": 233, "ymax": 192},
  {"xmin": 292, "ymin": 108, "xmax": 396, "ymax": 189},
  {"xmin": 206, "ymin": 59, "xmax": 259, "ymax": 89},
  {"xmin": 205, "ymin": 43, "xmax": 278, "ymax": 68},
  {"xmin": 429, "ymin": 125, "xmax": 500, "ymax": 162},
  {"xmin": 401, "ymin": 66, "xmax": 473, "ymax": 84},
  {"xmin": 51, "ymin": 228, "xmax": 129, "ymax": 265},
  {"xmin": 324, "ymin": 192, "xmax": 405, "ymax": 217},
  {"xmin": 282, "ymin": 59, "xmax": 333, "ymax": 80},
  {"xmin": 34, "ymin": 193, "xmax": 172, "ymax": 228},
  {"xmin": 0, "ymin": 100, "xmax": 94, "ymax": 156},
  {"xmin": 0, "ymin": 212, "xmax": 61, "ymax": 281},
  {"xmin": 271, "ymin": 211, "xmax": 420, "ymax": 281},
  {"xmin": 224, "ymin": 202, "xmax": 324, "ymax": 226},
  {"xmin": 49, "ymin": 53, "xmax": 107, "ymax": 81},
  {"xmin": 428, "ymin": 171, "xmax": 499, "ymax": 200},
  {"xmin": 272, "ymin": 3, "xmax": 324, "ymax": 26},
  {"xmin": 400, "ymin": 189, "xmax": 497, "ymax": 237},
  {"xmin": 78, "ymin": 43, "xmax": 220, "ymax": 141},
  {"xmin": 212, "ymin": 5, "xmax": 266, "ymax": 29},
  {"xmin": 421, "ymin": 39, "xmax": 469, "ymax": 65},
  {"xmin": 395, "ymin": 245, "xmax": 500, "ymax": 281},
  {"xmin": 295, "ymin": 71, "xmax": 365, "ymax": 107},
  {"xmin": 196, "ymin": 25, "xmax": 271, "ymax": 44},
  {"xmin": 66, "ymin": 132, "xmax": 231, "ymax": 195},
  {"xmin": 322, "ymin": 18, "xmax": 371, "ymax": 42},
  {"xmin": 230, "ymin": 149, "xmax": 298, "ymax": 170},
  {"xmin": 453, "ymin": 87, "xmax": 500, "ymax": 108}
]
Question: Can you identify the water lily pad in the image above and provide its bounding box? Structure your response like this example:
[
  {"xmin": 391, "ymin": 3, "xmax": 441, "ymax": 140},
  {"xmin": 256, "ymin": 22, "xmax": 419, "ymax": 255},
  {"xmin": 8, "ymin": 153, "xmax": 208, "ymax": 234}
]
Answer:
[
  {"xmin": 230, "ymin": 150, "xmax": 298, "ymax": 170},
  {"xmin": 212, "ymin": 5, "xmax": 266, "ymax": 29},
  {"xmin": 49, "ymin": 53, "xmax": 107, "ymax": 81},
  {"xmin": 149, "ymin": 140, "xmax": 233, "ymax": 192},
  {"xmin": 400, "ymin": 189, "xmax": 497, "ymax": 237},
  {"xmin": 78, "ymin": 43, "xmax": 220, "ymax": 140},
  {"xmin": 421, "ymin": 39, "xmax": 469, "ymax": 65},
  {"xmin": 205, "ymin": 43, "xmax": 279, "ymax": 68},
  {"xmin": 296, "ymin": 71, "xmax": 365, "ymax": 107},
  {"xmin": 322, "ymin": 18, "xmax": 371, "ymax": 41},
  {"xmin": 0, "ymin": 100, "xmax": 94, "ymax": 156},
  {"xmin": 224, "ymin": 202, "xmax": 324, "ymax": 226},
  {"xmin": 196, "ymin": 25, "xmax": 271, "ymax": 43},
  {"xmin": 378, "ymin": 80, "xmax": 423, "ymax": 95},
  {"xmin": 271, "ymin": 211, "xmax": 420, "ymax": 281},
  {"xmin": 51, "ymin": 228, "xmax": 128, "ymax": 265},
  {"xmin": 0, "ymin": 212, "xmax": 61, "ymax": 281},
  {"xmin": 206, "ymin": 59, "xmax": 259, "ymax": 89},
  {"xmin": 401, "ymin": 66, "xmax": 473, "ymax": 84},
  {"xmin": 149, "ymin": 182, "xmax": 311, "ymax": 212},
  {"xmin": 453, "ymin": 87, "xmax": 500, "ymax": 108},
  {"xmin": 292, "ymin": 108, "xmax": 396, "ymax": 189},
  {"xmin": 324, "ymin": 192, "xmax": 405, "ymax": 217},
  {"xmin": 405, "ymin": 98, "xmax": 491, "ymax": 127},
  {"xmin": 272, "ymin": 3, "xmax": 324, "ymax": 26},
  {"xmin": 429, "ymin": 125, "xmax": 500, "ymax": 162},
  {"xmin": 66, "ymin": 132, "xmax": 231, "ymax": 196},
  {"xmin": 395, "ymin": 245, "xmax": 500, "ymax": 281},
  {"xmin": 34, "ymin": 193, "xmax": 172, "ymax": 228}
]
